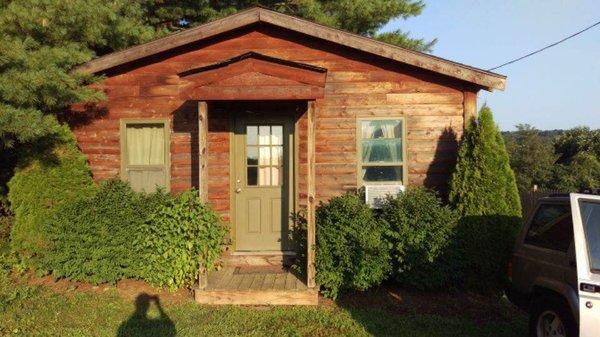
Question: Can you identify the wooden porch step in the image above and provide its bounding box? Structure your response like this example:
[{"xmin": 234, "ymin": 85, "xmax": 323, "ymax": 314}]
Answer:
[
  {"xmin": 195, "ymin": 266, "xmax": 318, "ymax": 305},
  {"xmin": 194, "ymin": 288, "xmax": 318, "ymax": 305}
]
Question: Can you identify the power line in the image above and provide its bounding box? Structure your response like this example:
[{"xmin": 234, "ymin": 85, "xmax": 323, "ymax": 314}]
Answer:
[{"xmin": 488, "ymin": 19, "xmax": 600, "ymax": 71}]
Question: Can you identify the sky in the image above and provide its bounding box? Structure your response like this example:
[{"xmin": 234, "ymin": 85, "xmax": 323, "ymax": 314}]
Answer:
[{"xmin": 381, "ymin": 0, "xmax": 600, "ymax": 131}]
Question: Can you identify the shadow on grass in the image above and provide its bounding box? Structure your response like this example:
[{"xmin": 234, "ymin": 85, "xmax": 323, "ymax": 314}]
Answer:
[{"xmin": 117, "ymin": 293, "xmax": 176, "ymax": 337}]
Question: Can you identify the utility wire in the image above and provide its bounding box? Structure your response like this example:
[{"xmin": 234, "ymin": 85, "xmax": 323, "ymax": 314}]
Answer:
[{"xmin": 488, "ymin": 19, "xmax": 600, "ymax": 71}]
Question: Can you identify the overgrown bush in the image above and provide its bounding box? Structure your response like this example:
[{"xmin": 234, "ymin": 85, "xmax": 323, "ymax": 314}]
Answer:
[
  {"xmin": 42, "ymin": 179, "xmax": 169, "ymax": 284},
  {"xmin": 8, "ymin": 125, "xmax": 95, "ymax": 264},
  {"xmin": 449, "ymin": 106, "xmax": 522, "ymax": 289},
  {"xmin": 136, "ymin": 190, "xmax": 227, "ymax": 290},
  {"xmin": 380, "ymin": 188, "xmax": 458, "ymax": 289},
  {"xmin": 0, "ymin": 200, "xmax": 13, "ymax": 240},
  {"xmin": 315, "ymin": 193, "xmax": 390, "ymax": 299}
]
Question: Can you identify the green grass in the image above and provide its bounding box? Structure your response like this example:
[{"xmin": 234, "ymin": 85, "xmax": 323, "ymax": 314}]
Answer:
[{"xmin": 0, "ymin": 238, "xmax": 526, "ymax": 337}]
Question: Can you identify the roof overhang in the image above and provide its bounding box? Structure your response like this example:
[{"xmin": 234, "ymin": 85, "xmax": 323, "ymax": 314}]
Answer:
[{"xmin": 77, "ymin": 7, "xmax": 506, "ymax": 91}]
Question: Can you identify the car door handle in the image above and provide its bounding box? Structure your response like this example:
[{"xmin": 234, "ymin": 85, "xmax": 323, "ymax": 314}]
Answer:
[{"xmin": 580, "ymin": 283, "xmax": 600, "ymax": 293}]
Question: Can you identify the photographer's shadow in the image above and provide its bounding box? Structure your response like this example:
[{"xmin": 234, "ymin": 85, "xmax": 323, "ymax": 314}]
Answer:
[{"xmin": 117, "ymin": 293, "xmax": 176, "ymax": 337}]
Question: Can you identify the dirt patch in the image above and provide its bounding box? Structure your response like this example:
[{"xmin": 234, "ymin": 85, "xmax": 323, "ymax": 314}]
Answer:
[
  {"xmin": 21, "ymin": 272, "xmax": 193, "ymax": 306},
  {"xmin": 332, "ymin": 282, "xmax": 521, "ymax": 324}
]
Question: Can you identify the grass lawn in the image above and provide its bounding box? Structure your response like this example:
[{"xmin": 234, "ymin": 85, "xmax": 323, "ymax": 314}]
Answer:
[{"xmin": 0, "ymin": 239, "xmax": 527, "ymax": 337}]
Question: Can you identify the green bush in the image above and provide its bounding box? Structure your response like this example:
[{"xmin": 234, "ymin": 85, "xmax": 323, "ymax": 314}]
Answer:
[
  {"xmin": 380, "ymin": 188, "xmax": 458, "ymax": 289},
  {"xmin": 315, "ymin": 193, "xmax": 389, "ymax": 299},
  {"xmin": 448, "ymin": 106, "xmax": 522, "ymax": 289},
  {"xmin": 137, "ymin": 190, "xmax": 227, "ymax": 290},
  {"xmin": 42, "ymin": 179, "xmax": 168, "ymax": 284},
  {"xmin": 8, "ymin": 125, "xmax": 94, "ymax": 264}
]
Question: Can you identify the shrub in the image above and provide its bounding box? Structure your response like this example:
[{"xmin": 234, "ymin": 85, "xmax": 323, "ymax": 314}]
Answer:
[
  {"xmin": 448, "ymin": 105, "xmax": 522, "ymax": 289},
  {"xmin": 8, "ymin": 125, "xmax": 94, "ymax": 264},
  {"xmin": 315, "ymin": 193, "xmax": 389, "ymax": 299},
  {"xmin": 42, "ymin": 179, "xmax": 168, "ymax": 284},
  {"xmin": 0, "ymin": 200, "xmax": 12, "ymax": 240},
  {"xmin": 137, "ymin": 190, "xmax": 227, "ymax": 290},
  {"xmin": 379, "ymin": 188, "xmax": 458, "ymax": 289}
]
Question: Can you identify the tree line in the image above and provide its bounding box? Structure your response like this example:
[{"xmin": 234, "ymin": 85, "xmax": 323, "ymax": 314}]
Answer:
[{"xmin": 503, "ymin": 125, "xmax": 600, "ymax": 193}]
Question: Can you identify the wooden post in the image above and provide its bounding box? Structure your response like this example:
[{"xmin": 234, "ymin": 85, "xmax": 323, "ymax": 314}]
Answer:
[
  {"xmin": 198, "ymin": 101, "xmax": 208, "ymax": 203},
  {"xmin": 306, "ymin": 101, "xmax": 316, "ymax": 289},
  {"xmin": 198, "ymin": 101, "xmax": 209, "ymax": 291},
  {"xmin": 463, "ymin": 90, "xmax": 477, "ymax": 128}
]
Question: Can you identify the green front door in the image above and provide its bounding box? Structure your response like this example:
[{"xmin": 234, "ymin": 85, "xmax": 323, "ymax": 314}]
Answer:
[{"xmin": 233, "ymin": 113, "xmax": 295, "ymax": 251}]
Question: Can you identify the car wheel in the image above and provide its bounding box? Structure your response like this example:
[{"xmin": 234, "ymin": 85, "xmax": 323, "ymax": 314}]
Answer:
[{"xmin": 529, "ymin": 295, "xmax": 577, "ymax": 337}]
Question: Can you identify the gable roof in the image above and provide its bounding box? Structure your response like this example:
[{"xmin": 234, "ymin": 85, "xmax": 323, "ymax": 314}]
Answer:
[{"xmin": 78, "ymin": 7, "xmax": 506, "ymax": 91}]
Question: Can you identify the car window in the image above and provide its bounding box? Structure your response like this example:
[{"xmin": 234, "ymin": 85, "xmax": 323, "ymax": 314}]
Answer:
[
  {"xmin": 579, "ymin": 200, "xmax": 600, "ymax": 272},
  {"xmin": 524, "ymin": 203, "xmax": 573, "ymax": 252}
]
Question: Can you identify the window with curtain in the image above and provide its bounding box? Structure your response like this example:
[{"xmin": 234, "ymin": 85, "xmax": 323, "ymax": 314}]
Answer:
[
  {"xmin": 123, "ymin": 122, "xmax": 168, "ymax": 192},
  {"xmin": 360, "ymin": 119, "xmax": 404, "ymax": 184},
  {"xmin": 246, "ymin": 125, "xmax": 283, "ymax": 186}
]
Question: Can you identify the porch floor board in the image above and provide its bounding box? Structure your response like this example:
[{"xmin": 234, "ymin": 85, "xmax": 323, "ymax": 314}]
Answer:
[{"xmin": 195, "ymin": 267, "xmax": 317, "ymax": 305}]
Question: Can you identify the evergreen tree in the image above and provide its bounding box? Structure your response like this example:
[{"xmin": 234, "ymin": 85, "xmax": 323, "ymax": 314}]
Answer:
[
  {"xmin": 450, "ymin": 105, "xmax": 521, "ymax": 217},
  {"xmin": 448, "ymin": 105, "xmax": 522, "ymax": 288},
  {"xmin": 139, "ymin": 0, "xmax": 436, "ymax": 52},
  {"xmin": 0, "ymin": 0, "xmax": 155, "ymax": 192}
]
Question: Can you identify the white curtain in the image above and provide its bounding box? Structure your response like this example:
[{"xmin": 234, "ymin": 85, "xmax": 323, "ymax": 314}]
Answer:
[
  {"xmin": 258, "ymin": 126, "xmax": 271, "ymax": 185},
  {"xmin": 126, "ymin": 124, "xmax": 166, "ymax": 192},
  {"xmin": 126, "ymin": 125, "xmax": 165, "ymax": 165}
]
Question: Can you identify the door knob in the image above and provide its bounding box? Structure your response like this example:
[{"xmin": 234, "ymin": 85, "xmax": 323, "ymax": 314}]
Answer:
[{"xmin": 235, "ymin": 188, "xmax": 242, "ymax": 193}]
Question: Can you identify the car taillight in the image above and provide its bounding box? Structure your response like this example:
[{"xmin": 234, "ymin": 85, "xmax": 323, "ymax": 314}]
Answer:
[{"xmin": 507, "ymin": 257, "xmax": 514, "ymax": 281}]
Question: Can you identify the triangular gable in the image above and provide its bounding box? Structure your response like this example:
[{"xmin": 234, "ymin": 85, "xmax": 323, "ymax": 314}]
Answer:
[
  {"xmin": 178, "ymin": 52, "xmax": 326, "ymax": 100},
  {"xmin": 77, "ymin": 7, "xmax": 505, "ymax": 91}
]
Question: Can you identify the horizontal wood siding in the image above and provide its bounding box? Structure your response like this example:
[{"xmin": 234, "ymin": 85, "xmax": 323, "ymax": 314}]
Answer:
[{"xmin": 70, "ymin": 24, "xmax": 470, "ymax": 216}]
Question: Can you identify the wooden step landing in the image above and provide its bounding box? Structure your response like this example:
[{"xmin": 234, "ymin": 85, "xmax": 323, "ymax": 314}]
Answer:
[{"xmin": 194, "ymin": 267, "xmax": 318, "ymax": 305}]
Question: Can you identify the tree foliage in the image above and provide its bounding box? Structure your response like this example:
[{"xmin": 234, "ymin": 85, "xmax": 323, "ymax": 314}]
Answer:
[
  {"xmin": 448, "ymin": 105, "xmax": 522, "ymax": 289},
  {"xmin": 139, "ymin": 0, "xmax": 436, "ymax": 52},
  {"xmin": 504, "ymin": 126, "xmax": 600, "ymax": 192},
  {"xmin": 449, "ymin": 105, "xmax": 522, "ymax": 217},
  {"xmin": 7, "ymin": 125, "xmax": 95, "ymax": 264},
  {"xmin": 504, "ymin": 124, "xmax": 557, "ymax": 193}
]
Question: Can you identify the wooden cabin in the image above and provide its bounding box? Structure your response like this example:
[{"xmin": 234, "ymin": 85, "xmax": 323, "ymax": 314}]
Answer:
[{"xmin": 71, "ymin": 7, "xmax": 506, "ymax": 305}]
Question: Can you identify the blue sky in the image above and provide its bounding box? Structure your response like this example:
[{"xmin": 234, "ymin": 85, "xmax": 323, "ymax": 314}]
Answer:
[{"xmin": 381, "ymin": 0, "xmax": 600, "ymax": 131}]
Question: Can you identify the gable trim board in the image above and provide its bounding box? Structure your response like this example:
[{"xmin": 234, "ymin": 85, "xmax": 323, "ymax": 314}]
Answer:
[{"xmin": 77, "ymin": 7, "xmax": 505, "ymax": 91}]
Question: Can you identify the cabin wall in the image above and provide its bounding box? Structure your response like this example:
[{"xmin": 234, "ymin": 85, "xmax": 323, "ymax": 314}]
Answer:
[{"xmin": 70, "ymin": 25, "xmax": 473, "ymax": 219}]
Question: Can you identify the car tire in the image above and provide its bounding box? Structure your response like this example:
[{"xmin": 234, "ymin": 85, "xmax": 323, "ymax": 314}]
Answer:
[{"xmin": 529, "ymin": 295, "xmax": 578, "ymax": 337}]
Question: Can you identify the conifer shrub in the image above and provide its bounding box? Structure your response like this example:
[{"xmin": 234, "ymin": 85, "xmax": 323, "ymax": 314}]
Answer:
[
  {"xmin": 315, "ymin": 193, "xmax": 390, "ymax": 299},
  {"xmin": 42, "ymin": 179, "xmax": 169, "ymax": 284},
  {"xmin": 136, "ymin": 190, "xmax": 227, "ymax": 290},
  {"xmin": 448, "ymin": 105, "xmax": 522, "ymax": 289},
  {"xmin": 379, "ymin": 188, "xmax": 458, "ymax": 289},
  {"xmin": 7, "ymin": 125, "xmax": 95, "ymax": 265}
]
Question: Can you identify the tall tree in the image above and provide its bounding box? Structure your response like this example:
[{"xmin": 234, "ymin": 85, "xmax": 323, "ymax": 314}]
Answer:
[
  {"xmin": 450, "ymin": 106, "xmax": 521, "ymax": 217},
  {"xmin": 504, "ymin": 124, "xmax": 557, "ymax": 193},
  {"xmin": 448, "ymin": 105, "xmax": 522, "ymax": 288},
  {"xmin": 139, "ymin": 0, "xmax": 436, "ymax": 52},
  {"xmin": 0, "ymin": 0, "xmax": 155, "ymax": 193},
  {"xmin": 553, "ymin": 127, "xmax": 600, "ymax": 164}
]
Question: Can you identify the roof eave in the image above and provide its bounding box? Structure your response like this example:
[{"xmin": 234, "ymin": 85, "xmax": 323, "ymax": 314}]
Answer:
[{"xmin": 76, "ymin": 7, "xmax": 506, "ymax": 91}]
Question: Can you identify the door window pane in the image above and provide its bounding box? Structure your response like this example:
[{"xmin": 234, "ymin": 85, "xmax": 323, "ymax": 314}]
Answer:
[
  {"xmin": 525, "ymin": 204, "xmax": 573, "ymax": 252},
  {"xmin": 247, "ymin": 126, "xmax": 258, "ymax": 145},
  {"xmin": 580, "ymin": 201, "xmax": 600, "ymax": 272},
  {"xmin": 246, "ymin": 124, "xmax": 284, "ymax": 187}
]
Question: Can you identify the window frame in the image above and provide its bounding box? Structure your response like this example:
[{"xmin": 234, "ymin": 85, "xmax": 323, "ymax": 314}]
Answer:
[
  {"xmin": 522, "ymin": 201, "xmax": 573, "ymax": 254},
  {"xmin": 356, "ymin": 117, "xmax": 408, "ymax": 186},
  {"xmin": 119, "ymin": 118, "xmax": 171, "ymax": 192}
]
